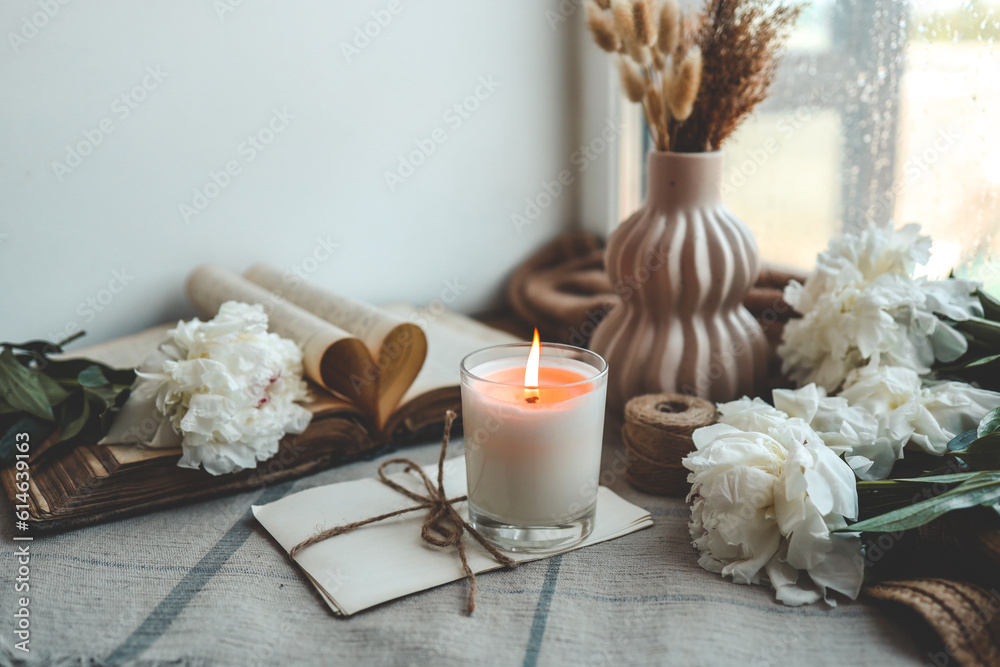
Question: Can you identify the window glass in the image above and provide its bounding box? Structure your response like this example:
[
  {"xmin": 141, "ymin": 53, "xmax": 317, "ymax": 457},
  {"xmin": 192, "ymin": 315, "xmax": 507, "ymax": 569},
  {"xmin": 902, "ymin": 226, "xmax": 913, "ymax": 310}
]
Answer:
[{"xmin": 658, "ymin": 0, "xmax": 1000, "ymax": 289}]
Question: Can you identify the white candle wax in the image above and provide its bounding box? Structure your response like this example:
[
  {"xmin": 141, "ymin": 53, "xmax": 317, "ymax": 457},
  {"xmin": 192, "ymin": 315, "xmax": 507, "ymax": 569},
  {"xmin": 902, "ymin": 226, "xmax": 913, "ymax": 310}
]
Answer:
[{"xmin": 462, "ymin": 356, "xmax": 606, "ymax": 526}]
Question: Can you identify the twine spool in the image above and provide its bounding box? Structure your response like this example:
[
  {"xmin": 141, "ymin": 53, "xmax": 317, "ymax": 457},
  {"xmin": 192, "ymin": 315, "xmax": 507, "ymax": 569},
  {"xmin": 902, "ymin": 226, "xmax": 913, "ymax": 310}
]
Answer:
[{"xmin": 622, "ymin": 393, "xmax": 718, "ymax": 497}]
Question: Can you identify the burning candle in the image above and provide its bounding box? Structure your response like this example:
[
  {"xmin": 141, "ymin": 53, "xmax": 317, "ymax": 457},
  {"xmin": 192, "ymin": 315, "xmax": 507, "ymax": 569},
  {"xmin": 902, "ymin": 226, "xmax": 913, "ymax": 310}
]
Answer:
[{"xmin": 460, "ymin": 330, "xmax": 609, "ymax": 552}]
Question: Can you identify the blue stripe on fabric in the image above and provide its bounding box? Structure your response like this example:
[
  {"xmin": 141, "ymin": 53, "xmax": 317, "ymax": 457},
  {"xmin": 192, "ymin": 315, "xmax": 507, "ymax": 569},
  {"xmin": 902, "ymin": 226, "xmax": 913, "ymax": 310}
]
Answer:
[
  {"xmin": 522, "ymin": 554, "xmax": 563, "ymax": 667},
  {"xmin": 104, "ymin": 483, "xmax": 291, "ymax": 665},
  {"xmin": 33, "ymin": 552, "xmax": 303, "ymax": 581}
]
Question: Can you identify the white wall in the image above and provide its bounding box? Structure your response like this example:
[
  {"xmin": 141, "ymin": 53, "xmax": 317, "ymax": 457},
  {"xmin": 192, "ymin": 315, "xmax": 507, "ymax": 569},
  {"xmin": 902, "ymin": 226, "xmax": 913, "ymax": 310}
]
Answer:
[{"xmin": 0, "ymin": 0, "xmax": 617, "ymax": 345}]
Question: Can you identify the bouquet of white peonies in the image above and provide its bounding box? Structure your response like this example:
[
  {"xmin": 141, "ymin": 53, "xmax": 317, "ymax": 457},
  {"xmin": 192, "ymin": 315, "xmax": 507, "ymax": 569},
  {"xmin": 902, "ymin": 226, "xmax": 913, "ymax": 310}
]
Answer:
[{"xmin": 683, "ymin": 222, "xmax": 1000, "ymax": 605}]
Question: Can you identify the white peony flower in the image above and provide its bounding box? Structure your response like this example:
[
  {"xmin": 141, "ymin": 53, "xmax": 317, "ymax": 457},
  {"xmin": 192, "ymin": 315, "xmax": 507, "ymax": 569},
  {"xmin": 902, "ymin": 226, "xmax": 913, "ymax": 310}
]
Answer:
[
  {"xmin": 772, "ymin": 385, "xmax": 871, "ymax": 454},
  {"xmin": 684, "ymin": 420, "xmax": 864, "ymax": 606},
  {"xmin": 772, "ymin": 384, "xmax": 890, "ymax": 480},
  {"xmin": 839, "ymin": 363, "xmax": 1000, "ymax": 459},
  {"xmin": 718, "ymin": 386, "xmax": 885, "ymax": 479},
  {"xmin": 716, "ymin": 396, "xmax": 789, "ymax": 433},
  {"xmin": 921, "ymin": 380, "xmax": 1000, "ymax": 446},
  {"xmin": 779, "ymin": 223, "xmax": 980, "ymax": 392},
  {"xmin": 142, "ymin": 301, "xmax": 312, "ymax": 475}
]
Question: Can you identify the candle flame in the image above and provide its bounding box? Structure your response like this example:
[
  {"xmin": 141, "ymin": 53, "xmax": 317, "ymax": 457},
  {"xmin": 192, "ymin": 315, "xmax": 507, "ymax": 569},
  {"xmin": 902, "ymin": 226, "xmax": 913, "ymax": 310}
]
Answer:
[{"xmin": 524, "ymin": 328, "xmax": 540, "ymax": 403}]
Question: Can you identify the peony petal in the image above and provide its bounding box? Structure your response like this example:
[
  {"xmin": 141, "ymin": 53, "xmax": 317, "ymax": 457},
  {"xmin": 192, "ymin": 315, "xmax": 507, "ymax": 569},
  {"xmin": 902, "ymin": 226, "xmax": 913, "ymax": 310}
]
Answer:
[{"xmin": 130, "ymin": 300, "xmax": 312, "ymax": 476}]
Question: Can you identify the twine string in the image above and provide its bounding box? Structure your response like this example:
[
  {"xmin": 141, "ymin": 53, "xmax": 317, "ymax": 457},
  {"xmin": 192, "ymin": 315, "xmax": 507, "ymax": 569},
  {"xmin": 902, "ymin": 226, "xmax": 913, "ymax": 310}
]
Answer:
[
  {"xmin": 288, "ymin": 410, "xmax": 517, "ymax": 614},
  {"xmin": 623, "ymin": 393, "xmax": 717, "ymax": 496}
]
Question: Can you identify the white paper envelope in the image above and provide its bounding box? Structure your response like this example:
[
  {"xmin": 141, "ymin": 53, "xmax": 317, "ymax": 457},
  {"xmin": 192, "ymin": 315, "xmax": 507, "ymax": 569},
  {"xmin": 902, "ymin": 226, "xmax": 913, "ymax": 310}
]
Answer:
[{"xmin": 253, "ymin": 456, "xmax": 653, "ymax": 615}]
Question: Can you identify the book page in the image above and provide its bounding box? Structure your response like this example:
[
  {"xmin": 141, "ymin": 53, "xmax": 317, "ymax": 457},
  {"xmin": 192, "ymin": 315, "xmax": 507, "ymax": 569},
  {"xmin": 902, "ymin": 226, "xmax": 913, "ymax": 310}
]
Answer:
[
  {"xmin": 186, "ymin": 264, "xmax": 347, "ymax": 383},
  {"xmin": 55, "ymin": 323, "xmax": 173, "ymax": 369},
  {"xmin": 243, "ymin": 264, "xmax": 428, "ymax": 429},
  {"xmin": 245, "ymin": 263, "xmax": 412, "ymax": 357},
  {"xmin": 382, "ymin": 304, "xmax": 519, "ymax": 404}
]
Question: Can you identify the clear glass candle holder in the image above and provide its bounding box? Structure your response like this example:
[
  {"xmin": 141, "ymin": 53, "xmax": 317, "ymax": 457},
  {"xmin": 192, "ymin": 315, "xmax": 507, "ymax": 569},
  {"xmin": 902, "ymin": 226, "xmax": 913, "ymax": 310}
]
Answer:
[{"xmin": 460, "ymin": 342, "xmax": 608, "ymax": 553}]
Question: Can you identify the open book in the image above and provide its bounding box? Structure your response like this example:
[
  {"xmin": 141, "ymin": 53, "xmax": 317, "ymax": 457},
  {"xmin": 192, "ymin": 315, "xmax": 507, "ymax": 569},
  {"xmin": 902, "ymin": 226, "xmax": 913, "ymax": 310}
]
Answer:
[{"xmin": 1, "ymin": 265, "xmax": 517, "ymax": 530}]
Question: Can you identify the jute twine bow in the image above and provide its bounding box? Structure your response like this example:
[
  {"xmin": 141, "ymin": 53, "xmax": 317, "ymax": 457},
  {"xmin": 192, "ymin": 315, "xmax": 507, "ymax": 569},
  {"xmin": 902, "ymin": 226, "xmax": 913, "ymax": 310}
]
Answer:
[{"xmin": 289, "ymin": 410, "xmax": 517, "ymax": 614}]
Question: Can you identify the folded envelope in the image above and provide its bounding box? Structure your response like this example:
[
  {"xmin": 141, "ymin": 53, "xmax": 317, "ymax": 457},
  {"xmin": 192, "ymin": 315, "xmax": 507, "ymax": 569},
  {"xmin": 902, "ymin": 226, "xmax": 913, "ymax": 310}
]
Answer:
[{"xmin": 253, "ymin": 455, "xmax": 653, "ymax": 615}]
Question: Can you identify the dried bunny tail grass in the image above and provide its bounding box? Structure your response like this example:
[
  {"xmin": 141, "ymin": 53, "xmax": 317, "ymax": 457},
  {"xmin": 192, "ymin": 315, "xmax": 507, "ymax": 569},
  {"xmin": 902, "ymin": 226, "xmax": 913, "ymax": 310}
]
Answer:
[
  {"xmin": 632, "ymin": 0, "xmax": 656, "ymax": 47},
  {"xmin": 618, "ymin": 57, "xmax": 647, "ymax": 103},
  {"xmin": 593, "ymin": 0, "xmax": 612, "ymax": 9},
  {"xmin": 586, "ymin": 2, "xmax": 620, "ymax": 53},
  {"xmin": 651, "ymin": 47, "xmax": 666, "ymax": 71},
  {"xmin": 669, "ymin": 46, "xmax": 702, "ymax": 121},
  {"xmin": 627, "ymin": 39, "xmax": 651, "ymax": 65},
  {"xmin": 658, "ymin": 0, "xmax": 680, "ymax": 56},
  {"xmin": 611, "ymin": 0, "xmax": 635, "ymax": 40}
]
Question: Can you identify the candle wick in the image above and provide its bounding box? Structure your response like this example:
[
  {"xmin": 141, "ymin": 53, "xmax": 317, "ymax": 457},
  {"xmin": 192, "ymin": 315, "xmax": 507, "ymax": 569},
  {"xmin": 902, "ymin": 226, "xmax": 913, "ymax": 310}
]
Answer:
[{"xmin": 525, "ymin": 395, "xmax": 539, "ymax": 404}]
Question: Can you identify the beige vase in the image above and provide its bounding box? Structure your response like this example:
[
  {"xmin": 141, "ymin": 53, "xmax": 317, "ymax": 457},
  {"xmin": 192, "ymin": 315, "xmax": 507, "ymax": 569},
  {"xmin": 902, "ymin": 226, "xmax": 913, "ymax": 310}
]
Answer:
[{"xmin": 589, "ymin": 150, "xmax": 767, "ymax": 418}]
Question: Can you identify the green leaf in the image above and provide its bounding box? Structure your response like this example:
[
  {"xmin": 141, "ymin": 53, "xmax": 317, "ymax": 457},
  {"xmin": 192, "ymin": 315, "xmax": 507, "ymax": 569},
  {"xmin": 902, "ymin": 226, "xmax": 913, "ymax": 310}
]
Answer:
[
  {"xmin": 35, "ymin": 372, "xmax": 71, "ymax": 407},
  {"xmin": 39, "ymin": 357, "xmax": 136, "ymax": 388},
  {"xmin": 947, "ymin": 429, "xmax": 979, "ymax": 452},
  {"xmin": 58, "ymin": 394, "xmax": 90, "ymax": 443},
  {"xmin": 978, "ymin": 289, "xmax": 1000, "ymax": 322},
  {"xmin": 82, "ymin": 381, "xmax": 121, "ymax": 409},
  {"xmin": 949, "ymin": 433, "xmax": 1000, "ymax": 469},
  {"xmin": 944, "ymin": 424, "xmax": 1000, "ymax": 470},
  {"xmin": 967, "ymin": 353, "xmax": 1000, "ymax": 368},
  {"xmin": 917, "ymin": 462, "xmax": 971, "ymax": 477},
  {"xmin": 954, "ymin": 316, "xmax": 1000, "ymax": 346},
  {"xmin": 0, "ymin": 333, "xmax": 136, "ymax": 462},
  {"xmin": 891, "ymin": 472, "xmax": 986, "ymax": 484},
  {"xmin": 846, "ymin": 472, "xmax": 1000, "ymax": 533},
  {"xmin": 940, "ymin": 353, "xmax": 1000, "ymax": 372},
  {"xmin": 978, "ymin": 407, "xmax": 1000, "ymax": 437},
  {"xmin": 77, "ymin": 365, "xmax": 108, "ymax": 388},
  {"xmin": 0, "ymin": 348, "xmax": 54, "ymax": 421}
]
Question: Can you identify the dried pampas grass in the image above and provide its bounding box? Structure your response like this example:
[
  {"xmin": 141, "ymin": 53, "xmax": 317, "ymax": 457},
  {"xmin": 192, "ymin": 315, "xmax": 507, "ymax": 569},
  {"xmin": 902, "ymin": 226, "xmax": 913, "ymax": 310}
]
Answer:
[
  {"xmin": 585, "ymin": 0, "xmax": 803, "ymax": 152},
  {"xmin": 673, "ymin": 0, "xmax": 804, "ymax": 151}
]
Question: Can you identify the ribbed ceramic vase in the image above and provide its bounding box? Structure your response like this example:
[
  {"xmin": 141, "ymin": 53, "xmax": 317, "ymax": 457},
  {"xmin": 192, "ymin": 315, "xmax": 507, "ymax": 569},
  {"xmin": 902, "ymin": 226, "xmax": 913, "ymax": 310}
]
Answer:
[{"xmin": 589, "ymin": 151, "xmax": 768, "ymax": 418}]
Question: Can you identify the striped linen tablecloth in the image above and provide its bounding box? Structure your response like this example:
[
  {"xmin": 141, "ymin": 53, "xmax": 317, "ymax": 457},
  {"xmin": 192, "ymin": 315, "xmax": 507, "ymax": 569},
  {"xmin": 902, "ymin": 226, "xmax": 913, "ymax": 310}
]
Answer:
[{"xmin": 0, "ymin": 433, "xmax": 932, "ymax": 666}]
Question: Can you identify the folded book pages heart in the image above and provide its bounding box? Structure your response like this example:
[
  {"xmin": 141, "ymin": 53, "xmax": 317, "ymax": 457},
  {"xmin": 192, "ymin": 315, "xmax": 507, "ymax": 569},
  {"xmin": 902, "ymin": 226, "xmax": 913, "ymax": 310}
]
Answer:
[
  {"xmin": 191, "ymin": 263, "xmax": 428, "ymax": 431},
  {"xmin": 253, "ymin": 455, "xmax": 654, "ymax": 616}
]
